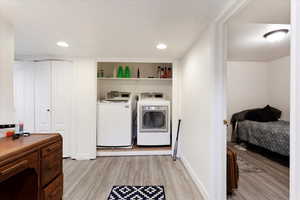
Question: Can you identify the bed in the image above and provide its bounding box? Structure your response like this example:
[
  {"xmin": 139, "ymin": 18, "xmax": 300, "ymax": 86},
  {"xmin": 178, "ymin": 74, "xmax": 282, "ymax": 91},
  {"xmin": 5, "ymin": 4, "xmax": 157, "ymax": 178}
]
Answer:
[
  {"xmin": 231, "ymin": 105, "xmax": 290, "ymax": 157},
  {"xmin": 237, "ymin": 120, "xmax": 289, "ymax": 156}
]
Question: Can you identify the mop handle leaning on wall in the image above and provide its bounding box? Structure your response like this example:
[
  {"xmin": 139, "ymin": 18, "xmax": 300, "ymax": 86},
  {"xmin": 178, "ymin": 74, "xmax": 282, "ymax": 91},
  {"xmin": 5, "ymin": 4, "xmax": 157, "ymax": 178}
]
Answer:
[{"xmin": 173, "ymin": 119, "xmax": 182, "ymax": 161}]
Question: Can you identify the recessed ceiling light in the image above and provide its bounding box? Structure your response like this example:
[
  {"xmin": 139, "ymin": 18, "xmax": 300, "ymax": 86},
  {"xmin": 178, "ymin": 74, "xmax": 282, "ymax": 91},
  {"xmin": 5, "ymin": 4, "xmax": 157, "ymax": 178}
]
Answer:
[
  {"xmin": 56, "ymin": 41, "xmax": 69, "ymax": 47},
  {"xmin": 156, "ymin": 43, "xmax": 167, "ymax": 50},
  {"xmin": 263, "ymin": 29, "xmax": 289, "ymax": 42}
]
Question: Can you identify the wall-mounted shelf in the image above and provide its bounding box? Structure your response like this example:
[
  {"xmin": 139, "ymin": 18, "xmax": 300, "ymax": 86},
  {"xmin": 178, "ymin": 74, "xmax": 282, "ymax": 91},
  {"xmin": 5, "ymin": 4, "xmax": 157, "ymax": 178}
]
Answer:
[{"xmin": 98, "ymin": 77, "xmax": 172, "ymax": 81}]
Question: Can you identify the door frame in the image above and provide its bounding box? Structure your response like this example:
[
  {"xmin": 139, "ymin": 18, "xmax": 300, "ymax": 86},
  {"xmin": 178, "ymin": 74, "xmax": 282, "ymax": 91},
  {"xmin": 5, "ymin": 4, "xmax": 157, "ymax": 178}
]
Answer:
[
  {"xmin": 215, "ymin": 0, "xmax": 296, "ymax": 199},
  {"xmin": 290, "ymin": 0, "xmax": 299, "ymax": 199},
  {"xmin": 212, "ymin": 1, "xmax": 251, "ymax": 199}
]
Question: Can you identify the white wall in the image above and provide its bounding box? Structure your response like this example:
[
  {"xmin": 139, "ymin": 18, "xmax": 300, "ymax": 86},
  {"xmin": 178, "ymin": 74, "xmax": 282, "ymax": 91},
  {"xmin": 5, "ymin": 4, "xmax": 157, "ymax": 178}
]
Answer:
[
  {"xmin": 227, "ymin": 61, "xmax": 270, "ymax": 121},
  {"xmin": 0, "ymin": 15, "xmax": 15, "ymax": 124},
  {"xmin": 179, "ymin": 26, "xmax": 216, "ymax": 200},
  {"xmin": 227, "ymin": 57, "xmax": 290, "ymax": 126},
  {"xmin": 72, "ymin": 59, "xmax": 97, "ymax": 160},
  {"xmin": 268, "ymin": 56, "xmax": 290, "ymax": 120},
  {"xmin": 171, "ymin": 61, "xmax": 182, "ymax": 155}
]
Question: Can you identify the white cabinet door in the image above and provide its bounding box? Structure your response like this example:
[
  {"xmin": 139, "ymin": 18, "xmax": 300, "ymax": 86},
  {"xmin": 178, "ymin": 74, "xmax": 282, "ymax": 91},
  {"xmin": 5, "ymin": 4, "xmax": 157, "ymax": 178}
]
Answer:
[
  {"xmin": 51, "ymin": 61, "xmax": 73, "ymax": 157},
  {"xmin": 13, "ymin": 62, "xmax": 35, "ymax": 132},
  {"xmin": 35, "ymin": 62, "xmax": 52, "ymax": 132}
]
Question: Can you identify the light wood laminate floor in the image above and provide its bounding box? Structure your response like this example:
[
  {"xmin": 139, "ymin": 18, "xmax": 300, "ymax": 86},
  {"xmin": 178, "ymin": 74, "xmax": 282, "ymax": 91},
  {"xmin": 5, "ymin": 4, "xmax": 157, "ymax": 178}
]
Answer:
[
  {"xmin": 63, "ymin": 156, "xmax": 203, "ymax": 200},
  {"xmin": 228, "ymin": 146, "xmax": 289, "ymax": 200}
]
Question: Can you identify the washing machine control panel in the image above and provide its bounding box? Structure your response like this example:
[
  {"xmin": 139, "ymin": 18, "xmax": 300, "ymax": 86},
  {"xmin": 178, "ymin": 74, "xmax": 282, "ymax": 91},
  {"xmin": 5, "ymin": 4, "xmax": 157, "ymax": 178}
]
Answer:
[{"xmin": 143, "ymin": 106, "xmax": 167, "ymax": 111}]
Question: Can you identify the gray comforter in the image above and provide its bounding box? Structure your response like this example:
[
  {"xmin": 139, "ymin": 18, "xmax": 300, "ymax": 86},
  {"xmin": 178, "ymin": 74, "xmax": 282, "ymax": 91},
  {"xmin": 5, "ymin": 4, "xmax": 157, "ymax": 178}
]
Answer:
[{"xmin": 238, "ymin": 120, "xmax": 290, "ymax": 156}]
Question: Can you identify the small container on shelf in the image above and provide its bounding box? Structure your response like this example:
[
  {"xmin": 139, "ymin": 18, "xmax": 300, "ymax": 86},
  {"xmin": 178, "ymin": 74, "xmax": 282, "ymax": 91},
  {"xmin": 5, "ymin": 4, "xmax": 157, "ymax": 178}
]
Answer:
[
  {"xmin": 100, "ymin": 68, "xmax": 104, "ymax": 78},
  {"xmin": 157, "ymin": 66, "xmax": 161, "ymax": 78},
  {"xmin": 167, "ymin": 67, "xmax": 172, "ymax": 78},
  {"xmin": 113, "ymin": 65, "xmax": 117, "ymax": 78},
  {"xmin": 125, "ymin": 65, "xmax": 131, "ymax": 78},
  {"xmin": 137, "ymin": 68, "xmax": 141, "ymax": 78},
  {"xmin": 117, "ymin": 65, "xmax": 124, "ymax": 78},
  {"xmin": 160, "ymin": 68, "xmax": 164, "ymax": 78},
  {"xmin": 164, "ymin": 66, "xmax": 168, "ymax": 78}
]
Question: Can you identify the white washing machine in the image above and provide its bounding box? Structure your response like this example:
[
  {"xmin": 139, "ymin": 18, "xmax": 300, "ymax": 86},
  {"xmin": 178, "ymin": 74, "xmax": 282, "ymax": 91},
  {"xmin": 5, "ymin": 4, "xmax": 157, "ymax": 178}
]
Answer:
[
  {"xmin": 97, "ymin": 93, "xmax": 133, "ymax": 147},
  {"xmin": 137, "ymin": 95, "xmax": 171, "ymax": 146}
]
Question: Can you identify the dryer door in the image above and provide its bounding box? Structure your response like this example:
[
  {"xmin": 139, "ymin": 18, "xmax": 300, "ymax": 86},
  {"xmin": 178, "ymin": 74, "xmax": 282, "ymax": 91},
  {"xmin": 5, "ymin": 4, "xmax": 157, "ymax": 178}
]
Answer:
[{"xmin": 140, "ymin": 105, "xmax": 168, "ymax": 132}]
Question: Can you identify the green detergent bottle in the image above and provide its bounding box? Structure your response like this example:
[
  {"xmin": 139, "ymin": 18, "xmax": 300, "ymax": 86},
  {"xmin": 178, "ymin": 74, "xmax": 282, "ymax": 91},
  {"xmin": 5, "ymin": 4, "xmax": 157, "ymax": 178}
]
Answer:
[
  {"xmin": 117, "ymin": 65, "xmax": 124, "ymax": 78},
  {"xmin": 125, "ymin": 65, "xmax": 131, "ymax": 78}
]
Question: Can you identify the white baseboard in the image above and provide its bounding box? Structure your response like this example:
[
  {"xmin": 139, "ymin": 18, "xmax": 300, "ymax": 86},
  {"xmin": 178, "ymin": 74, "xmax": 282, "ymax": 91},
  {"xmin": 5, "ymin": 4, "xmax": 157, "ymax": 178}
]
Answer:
[
  {"xmin": 97, "ymin": 150, "xmax": 172, "ymax": 157},
  {"xmin": 180, "ymin": 156, "xmax": 209, "ymax": 200},
  {"xmin": 72, "ymin": 153, "xmax": 96, "ymax": 160}
]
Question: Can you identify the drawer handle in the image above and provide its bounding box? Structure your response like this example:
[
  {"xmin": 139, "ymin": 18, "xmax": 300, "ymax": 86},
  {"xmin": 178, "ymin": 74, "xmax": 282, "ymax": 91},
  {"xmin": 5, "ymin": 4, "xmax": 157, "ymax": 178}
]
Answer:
[{"xmin": 0, "ymin": 160, "xmax": 28, "ymax": 175}]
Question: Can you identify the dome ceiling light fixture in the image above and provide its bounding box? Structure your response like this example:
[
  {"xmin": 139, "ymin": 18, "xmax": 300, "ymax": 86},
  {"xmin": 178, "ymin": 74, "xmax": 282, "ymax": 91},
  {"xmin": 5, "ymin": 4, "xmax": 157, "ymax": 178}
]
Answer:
[{"xmin": 263, "ymin": 29, "xmax": 289, "ymax": 42}]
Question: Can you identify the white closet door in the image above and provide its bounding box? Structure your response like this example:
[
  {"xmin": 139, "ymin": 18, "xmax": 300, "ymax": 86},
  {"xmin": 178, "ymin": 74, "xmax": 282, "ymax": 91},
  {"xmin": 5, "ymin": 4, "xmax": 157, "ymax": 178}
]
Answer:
[
  {"xmin": 14, "ymin": 63, "xmax": 25, "ymax": 125},
  {"xmin": 13, "ymin": 62, "xmax": 35, "ymax": 132},
  {"xmin": 35, "ymin": 62, "xmax": 52, "ymax": 132},
  {"xmin": 52, "ymin": 61, "xmax": 73, "ymax": 157}
]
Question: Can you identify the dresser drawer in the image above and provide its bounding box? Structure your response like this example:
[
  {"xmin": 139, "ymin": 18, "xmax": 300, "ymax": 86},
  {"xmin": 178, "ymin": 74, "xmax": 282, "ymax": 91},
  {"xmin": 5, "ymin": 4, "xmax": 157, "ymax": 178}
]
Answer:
[
  {"xmin": 43, "ymin": 174, "xmax": 63, "ymax": 200},
  {"xmin": 0, "ymin": 151, "xmax": 38, "ymax": 182},
  {"xmin": 41, "ymin": 148, "xmax": 62, "ymax": 186},
  {"xmin": 42, "ymin": 142, "xmax": 61, "ymax": 157}
]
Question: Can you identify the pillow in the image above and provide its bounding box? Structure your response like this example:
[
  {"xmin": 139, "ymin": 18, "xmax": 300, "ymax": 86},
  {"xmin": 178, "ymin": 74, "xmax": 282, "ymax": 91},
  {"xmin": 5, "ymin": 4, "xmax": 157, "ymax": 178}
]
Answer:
[
  {"xmin": 264, "ymin": 105, "xmax": 282, "ymax": 120},
  {"xmin": 258, "ymin": 108, "xmax": 277, "ymax": 122},
  {"xmin": 245, "ymin": 109, "xmax": 261, "ymax": 121},
  {"xmin": 245, "ymin": 106, "xmax": 281, "ymax": 122}
]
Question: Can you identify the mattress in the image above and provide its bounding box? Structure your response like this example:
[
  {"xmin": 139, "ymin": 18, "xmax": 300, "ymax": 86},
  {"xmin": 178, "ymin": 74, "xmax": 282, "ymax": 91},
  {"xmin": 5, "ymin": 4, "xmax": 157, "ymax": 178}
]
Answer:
[{"xmin": 237, "ymin": 120, "xmax": 290, "ymax": 156}]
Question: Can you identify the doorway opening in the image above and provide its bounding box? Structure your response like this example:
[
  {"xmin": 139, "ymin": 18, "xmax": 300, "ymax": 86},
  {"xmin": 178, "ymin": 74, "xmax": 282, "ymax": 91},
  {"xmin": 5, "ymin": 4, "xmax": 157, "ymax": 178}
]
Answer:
[
  {"xmin": 96, "ymin": 61, "xmax": 174, "ymax": 156},
  {"xmin": 225, "ymin": 0, "xmax": 291, "ymax": 199}
]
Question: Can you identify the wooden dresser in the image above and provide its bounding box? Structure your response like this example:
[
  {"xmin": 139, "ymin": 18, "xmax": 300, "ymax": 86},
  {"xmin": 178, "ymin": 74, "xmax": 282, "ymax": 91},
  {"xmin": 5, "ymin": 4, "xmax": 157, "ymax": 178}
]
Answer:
[{"xmin": 0, "ymin": 134, "xmax": 63, "ymax": 200}]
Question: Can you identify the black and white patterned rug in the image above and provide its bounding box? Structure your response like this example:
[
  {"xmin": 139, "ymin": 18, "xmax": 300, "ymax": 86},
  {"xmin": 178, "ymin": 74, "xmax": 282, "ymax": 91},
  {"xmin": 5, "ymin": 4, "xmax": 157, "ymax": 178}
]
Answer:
[{"xmin": 108, "ymin": 185, "xmax": 166, "ymax": 200}]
